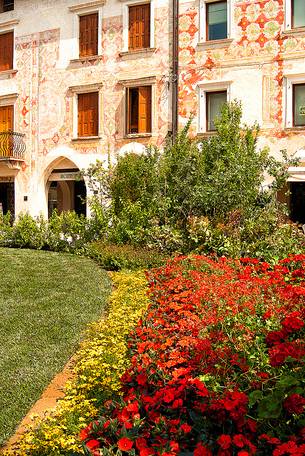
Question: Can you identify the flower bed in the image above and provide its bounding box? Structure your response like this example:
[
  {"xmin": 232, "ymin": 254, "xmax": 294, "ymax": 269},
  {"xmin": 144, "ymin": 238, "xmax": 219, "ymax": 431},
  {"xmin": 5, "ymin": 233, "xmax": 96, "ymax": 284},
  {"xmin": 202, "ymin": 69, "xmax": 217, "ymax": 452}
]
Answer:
[
  {"xmin": 11, "ymin": 271, "xmax": 150, "ymax": 455},
  {"xmin": 81, "ymin": 255, "xmax": 305, "ymax": 455}
]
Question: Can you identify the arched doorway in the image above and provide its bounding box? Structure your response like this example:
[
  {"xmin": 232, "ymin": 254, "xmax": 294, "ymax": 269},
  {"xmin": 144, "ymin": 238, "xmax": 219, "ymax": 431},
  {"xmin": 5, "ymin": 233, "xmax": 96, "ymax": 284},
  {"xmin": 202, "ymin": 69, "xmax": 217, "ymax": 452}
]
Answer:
[{"xmin": 47, "ymin": 157, "xmax": 87, "ymax": 218}]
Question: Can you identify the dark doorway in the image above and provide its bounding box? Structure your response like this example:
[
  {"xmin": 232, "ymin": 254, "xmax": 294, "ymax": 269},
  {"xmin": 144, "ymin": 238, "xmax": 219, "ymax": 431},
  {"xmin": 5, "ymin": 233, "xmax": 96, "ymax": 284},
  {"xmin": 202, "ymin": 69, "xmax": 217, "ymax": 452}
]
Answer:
[
  {"xmin": 290, "ymin": 182, "xmax": 305, "ymax": 224},
  {"xmin": 74, "ymin": 180, "xmax": 86, "ymax": 216},
  {"xmin": 0, "ymin": 182, "xmax": 14, "ymax": 217}
]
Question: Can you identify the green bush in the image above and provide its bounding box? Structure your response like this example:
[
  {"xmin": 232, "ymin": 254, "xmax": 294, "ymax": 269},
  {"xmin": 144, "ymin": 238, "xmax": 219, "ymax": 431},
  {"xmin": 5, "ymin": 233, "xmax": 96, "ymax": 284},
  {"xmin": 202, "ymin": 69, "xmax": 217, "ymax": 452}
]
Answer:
[
  {"xmin": 86, "ymin": 241, "xmax": 166, "ymax": 271},
  {"xmin": 0, "ymin": 212, "xmax": 13, "ymax": 246},
  {"xmin": 0, "ymin": 211, "xmax": 104, "ymax": 253},
  {"xmin": 83, "ymin": 102, "xmax": 304, "ymax": 263},
  {"xmin": 11, "ymin": 213, "xmax": 47, "ymax": 249}
]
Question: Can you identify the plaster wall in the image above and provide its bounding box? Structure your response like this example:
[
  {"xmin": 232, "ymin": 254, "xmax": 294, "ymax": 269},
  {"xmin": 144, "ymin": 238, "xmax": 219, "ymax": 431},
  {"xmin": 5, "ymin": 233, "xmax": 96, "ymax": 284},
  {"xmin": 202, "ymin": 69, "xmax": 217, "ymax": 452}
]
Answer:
[
  {"xmin": 177, "ymin": 0, "xmax": 305, "ymax": 167},
  {"xmin": 0, "ymin": 0, "xmax": 305, "ymax": 218},
  {"xmin": 0, "ymin": 0, "xmax": 172, "ymax": 217}
]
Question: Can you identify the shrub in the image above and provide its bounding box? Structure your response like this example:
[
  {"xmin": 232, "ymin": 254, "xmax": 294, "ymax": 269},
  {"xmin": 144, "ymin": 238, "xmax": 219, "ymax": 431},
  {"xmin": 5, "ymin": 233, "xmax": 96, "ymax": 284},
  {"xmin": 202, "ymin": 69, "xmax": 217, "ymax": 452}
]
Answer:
[
  {"xmin": 84, "ymin": 102, "xmax": 302, "ymax": 262},
  {"xmin": 0, "ymin": 211, "xmax": 104, "ymax": 253},
  {"xmin": 81, "ymin": 255, "xmax": 305, "ymax": 455},
  {"xmin": 0, "ymin": 212, "xmax": 13, "ymax": 246},
  {"xmin": 10, "ymin": 213, "xmax": 47, "ymax": 249},
  {"xmin": 12, "ymin": 271, "xmax": 150, "ymax": 455},
  {"xmin": 86, "ymin": 241, "xmax": 166, "ymax": 271}
]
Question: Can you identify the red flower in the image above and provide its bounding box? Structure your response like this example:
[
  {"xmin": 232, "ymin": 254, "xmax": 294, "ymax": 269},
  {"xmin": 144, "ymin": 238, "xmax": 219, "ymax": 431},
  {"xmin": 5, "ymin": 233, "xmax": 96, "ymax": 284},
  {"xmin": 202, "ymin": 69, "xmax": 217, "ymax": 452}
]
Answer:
[
  {"xmin": 80, "ymin": 426, "xmax": 90, "ymax": 441},
  {"xmin": 118, "ymin": 437, "xmax": 134, "ymax": 451},
  {"xmin": 180, "ymin": 423, "xmax": 192, "ymax": 433},
  {"xmin": 282, "ymin": 313, "xmax": 304, "ymax": 333},
  {"xmin": 284, "ymin": 394, "xmax": 305, "ymax": 415},
  {"xmin": 233, "ymin": 434, "xmax": 246, "ymax": 448},
  {"xmin": 136, "ymin": 437, "xmax": 148, "ymax": 449},
  {"xmin": 194, "ymin": 442, "xmax": 212, "ymax": 456},
  {"xmin": 218, "ymin": 435, "xmax": 232, "ymax": 450},
  {"xmin": 127, "ymin": 401, "xmax": 139, "ymax": 413},
  {"xmin": 140, "ymin": 449, "xmax": 154, "ymax": 456},
  {"xmin": 86, "ymin": 439, "xmax": 100, "ymax": 451},
  {"xmin": 170, "ymin": 441, "xmax": 180, "ymax": 452}
]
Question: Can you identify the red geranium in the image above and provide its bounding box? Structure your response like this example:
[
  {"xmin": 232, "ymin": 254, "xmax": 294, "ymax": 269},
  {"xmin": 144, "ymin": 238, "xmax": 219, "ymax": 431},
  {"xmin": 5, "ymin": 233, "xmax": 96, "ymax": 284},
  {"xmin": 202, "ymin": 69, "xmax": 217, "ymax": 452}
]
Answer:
[
  {"xmin": 118, "ymin": 437, "xmax": 134, "ymax": 451},
  {"xmin": 284, "ymin": 394, "xmax": 305, "ymax": 415},
  {"xmin": 218, "ymin": 435, "xmax": 232, "ymax": 449},
  {"xmin": 86, "ymin": 439, "xmax": 100, "ymax": 451}
]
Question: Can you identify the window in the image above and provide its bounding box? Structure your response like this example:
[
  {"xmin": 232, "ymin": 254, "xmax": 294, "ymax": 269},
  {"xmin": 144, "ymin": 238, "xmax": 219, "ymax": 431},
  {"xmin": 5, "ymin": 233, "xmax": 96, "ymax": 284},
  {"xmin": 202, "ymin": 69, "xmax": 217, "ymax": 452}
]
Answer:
[
  {"xmin": 293, "ymin": 84, "xmax": 305, "ymax": 127},
  {"xmin": 0, "ymin": 105, "xmax": 13, "ymax": 131},
  {"xmin": 77, "ymin": 92, "xmax": 99, "ymax": 137},
  {"xmin": 0, "ymin": 31, "xmax": 13, "ymax": 71},
  {"xmin": 206, "ymin": 91, "xmax": 227, "ymax": 131},
  {"xmin": 127, "ymin": 86, "xmax": 151, "ymax": 134},
  {"xmin": 79, "ymin": 13, "xmax": 98, "ymax": 58},
  {"xmin": 206, "ymin": 1, "xmax": 227, "ymax": 41},
  {"xmin": 128, "ymin": 4, "xmax": 150, "ymax": 50},
  {"xmin": 292, "ymin": 0, "xmax": 305, "ymax": 28},
  {"xmin": 0, "ymin": 0, "xmax": 14, "ymax": 13}
]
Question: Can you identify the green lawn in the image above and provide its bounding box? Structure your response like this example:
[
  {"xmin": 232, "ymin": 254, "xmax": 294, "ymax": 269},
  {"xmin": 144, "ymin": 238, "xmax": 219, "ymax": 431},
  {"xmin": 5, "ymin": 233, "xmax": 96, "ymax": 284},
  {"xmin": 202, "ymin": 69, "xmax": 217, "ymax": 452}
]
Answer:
[{"xmin": 0, "ymin": 248, "xmax": 111, "ymax": 446}]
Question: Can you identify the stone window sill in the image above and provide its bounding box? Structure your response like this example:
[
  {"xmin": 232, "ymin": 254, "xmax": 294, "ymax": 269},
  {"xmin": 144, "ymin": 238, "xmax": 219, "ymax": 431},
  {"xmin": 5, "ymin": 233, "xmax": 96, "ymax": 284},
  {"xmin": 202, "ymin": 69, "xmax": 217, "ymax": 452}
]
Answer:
[
  {"xmin": 69, "ymin": 55, "xmax": 103, "ymax": 65},
  {"xmin": 282, "ymin": 27, "xmax": 305, "ymax": 37},
  {"xmin": 119, "ymin": 48, "xmax": 156, "ymax": 59},
  {"xmin": 72, "ymin": 136, "xmax": 101, "ymax": 142},
  {"xmin": 197, "ymin": 38, "xmax": 233, "ymax": 50},
  {"xmin": 0, "ymin": 69, "xmax": 17, "ymax": 80},
  {"xmin": 284, "ymin": 126, "xmax": 305, "ymax": 132},
  {"xmin": 124, "ymin": 133, "xmax": 152, "ymax": 139}
]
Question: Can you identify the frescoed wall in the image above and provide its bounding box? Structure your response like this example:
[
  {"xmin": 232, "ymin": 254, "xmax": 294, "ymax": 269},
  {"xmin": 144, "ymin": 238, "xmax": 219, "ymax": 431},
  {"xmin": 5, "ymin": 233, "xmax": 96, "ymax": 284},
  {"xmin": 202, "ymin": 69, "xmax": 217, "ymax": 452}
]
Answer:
[
  {"xmin": 0, "ymin": 0, "xmax": 304, "ymax": 217},
  {"xmin": 0, "ymin": 0, "xmax": 172, "ymax": 217},
  {"xmin": 177, "ymin": 0, "xmax": 305, "ymax": 163}
]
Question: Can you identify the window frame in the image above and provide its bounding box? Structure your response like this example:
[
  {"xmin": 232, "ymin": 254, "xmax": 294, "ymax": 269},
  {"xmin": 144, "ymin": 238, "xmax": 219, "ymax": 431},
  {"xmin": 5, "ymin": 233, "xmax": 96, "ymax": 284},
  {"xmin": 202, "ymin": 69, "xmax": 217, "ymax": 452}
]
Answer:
[
  {"xmin": 121, "ymin": 0, "xmax": 154, "ymax": 52},
  {"xmin": 69, "ymin": 2, "xmax": 103, "ymax": 60},
  {"xmin": 284, "ymin": 75, "xmax": 305, "ymax": 129},
  {"xmin": 0, "ymin": 0, "xmax": 14, "ymax": 13},
  {"xmin": 206, "ymin": 90, "xmax": 227, "ymax": 131},
  {"xmin": 293, "ymin": 83, "xmax": 305, "ymax": 127},
  {"xmin": 126, "ymin": 85, "xmax": 152, "ymax": 135},
  {"xmin": 285, "ymin": 0, "xmax": 305, "ymax": 31},
  {"xmin": 119, "ymin": 76, "xmax": 156, "ymax": 138},
  {"xmin": 69, "ymin": 83, "xmax": 103, "ymax": 140},
  {"xmin": 292, "ymin": 0, "xmax": 305, "ymax": 29},
  {"xmin": 205, "ymin": 1, "xmax": 227, "ymax": 42},
  {"xmin": 77, "ymin": 91, "xmax": 99, "ymax": 138},
  {"xmin": 0, "ymin": 30, "xmax": 14, "ymax": 72},
  {"xmin": 198, "ymin": 81, "xmax": 230, "ymax": 133},
  {"xmin": 79, "ymin": 12, "xmax": 99, "ymax": 58},
  {"xmin": 199, "ymin": 0, "xmax": 231, "ymax": 43}
]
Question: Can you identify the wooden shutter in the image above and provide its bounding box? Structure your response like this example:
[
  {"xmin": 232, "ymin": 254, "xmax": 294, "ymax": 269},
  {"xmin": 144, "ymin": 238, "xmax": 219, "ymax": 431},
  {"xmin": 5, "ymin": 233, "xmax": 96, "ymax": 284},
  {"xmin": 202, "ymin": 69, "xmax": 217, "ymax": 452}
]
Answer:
[
  {"xmin": 138, "ymin": 86, "xmax": 151, "ymax": 133},
  {"xmin": 129, "ymin": 4, "xmax": 150, "ymax": 50},
  {"xmin": 78, "ymin": 92, "xmax": 98, "ymax": 137},
  {"xmin": 0, "ymin": 32, "xmax": 13, "ymax": 71},
  {"xmin": 79, "ymin": 13, "xmax": 98, "ymax": 58},
  {"xmin": 0, "ymin": 105, "xmax": 13, "ymax": 131}
]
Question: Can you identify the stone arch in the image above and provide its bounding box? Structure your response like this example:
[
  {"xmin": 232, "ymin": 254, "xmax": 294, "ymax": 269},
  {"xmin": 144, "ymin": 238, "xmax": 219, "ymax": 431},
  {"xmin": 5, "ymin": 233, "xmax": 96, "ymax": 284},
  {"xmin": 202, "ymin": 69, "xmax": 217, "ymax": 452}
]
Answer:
[{"xmin": 42, "ymin": 153, "xmax": 87, "ymax": 218}]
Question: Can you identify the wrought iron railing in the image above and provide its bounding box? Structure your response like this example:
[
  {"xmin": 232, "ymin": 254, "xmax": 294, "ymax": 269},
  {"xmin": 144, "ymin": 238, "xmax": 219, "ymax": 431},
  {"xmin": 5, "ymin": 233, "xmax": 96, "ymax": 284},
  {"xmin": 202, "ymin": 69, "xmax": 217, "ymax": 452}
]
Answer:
[{"xmin": 0, "ymin": 131, "xmax": 26, "ymax": 160}]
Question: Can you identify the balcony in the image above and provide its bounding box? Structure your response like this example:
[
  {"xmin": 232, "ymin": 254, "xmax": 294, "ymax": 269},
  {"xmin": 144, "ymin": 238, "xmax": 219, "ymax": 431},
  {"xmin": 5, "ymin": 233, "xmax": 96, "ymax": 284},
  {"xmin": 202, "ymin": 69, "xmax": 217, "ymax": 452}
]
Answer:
[{"xmin": 0, "ymin": 131, "xmax": 25, "ymax": 168}]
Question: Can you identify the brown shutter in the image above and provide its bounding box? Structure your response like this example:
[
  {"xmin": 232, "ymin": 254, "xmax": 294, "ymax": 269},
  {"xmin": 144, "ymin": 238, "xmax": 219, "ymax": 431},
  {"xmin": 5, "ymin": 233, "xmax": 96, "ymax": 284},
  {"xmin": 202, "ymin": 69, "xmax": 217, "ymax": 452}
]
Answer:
[
  {"xmin": 0, "ymin": 105, "xmax": 13, "ymax": 131},
  {"xmin": 0, "ymin": 32, "xmax": 13, "ymax": 71},
  {"xmin": 78, "ymin": 92, "xmax": 98, "ymax": 137},
  {"xmin": 129, "ymin": 4, "xmax": 150, "ymax": 50},
  {"xmin": 79, "ymin": 13, "xmax": 98, "ymax": 58},
  {"xmin": 138, "ymin": 86, "xmax": 151, "ymax": 133}
]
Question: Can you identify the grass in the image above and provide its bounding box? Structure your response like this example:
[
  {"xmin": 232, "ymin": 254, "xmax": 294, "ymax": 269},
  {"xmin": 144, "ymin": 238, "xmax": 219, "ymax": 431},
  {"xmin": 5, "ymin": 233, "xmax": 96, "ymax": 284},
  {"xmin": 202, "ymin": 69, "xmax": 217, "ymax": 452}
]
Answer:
[{"xmin": 0, "ymin": 248, "xmax": 111, "ymax": 447}]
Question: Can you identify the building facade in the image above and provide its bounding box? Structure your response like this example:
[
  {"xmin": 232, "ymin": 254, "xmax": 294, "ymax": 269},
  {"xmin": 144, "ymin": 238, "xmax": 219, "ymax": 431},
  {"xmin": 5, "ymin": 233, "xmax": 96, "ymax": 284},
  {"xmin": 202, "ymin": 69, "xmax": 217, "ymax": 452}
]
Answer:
[{"xmin": 0, "ymin": 0, "xmax": 304, "ymax": 220}]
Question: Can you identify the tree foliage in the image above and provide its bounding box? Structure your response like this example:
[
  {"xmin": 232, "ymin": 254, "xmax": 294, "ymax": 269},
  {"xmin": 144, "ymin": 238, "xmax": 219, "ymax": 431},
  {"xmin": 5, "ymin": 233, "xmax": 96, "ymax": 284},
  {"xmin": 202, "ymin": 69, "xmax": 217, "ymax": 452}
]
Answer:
[{"xmin": 84, "ymin": 102, "xmax": 302, "ymax": 259}]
